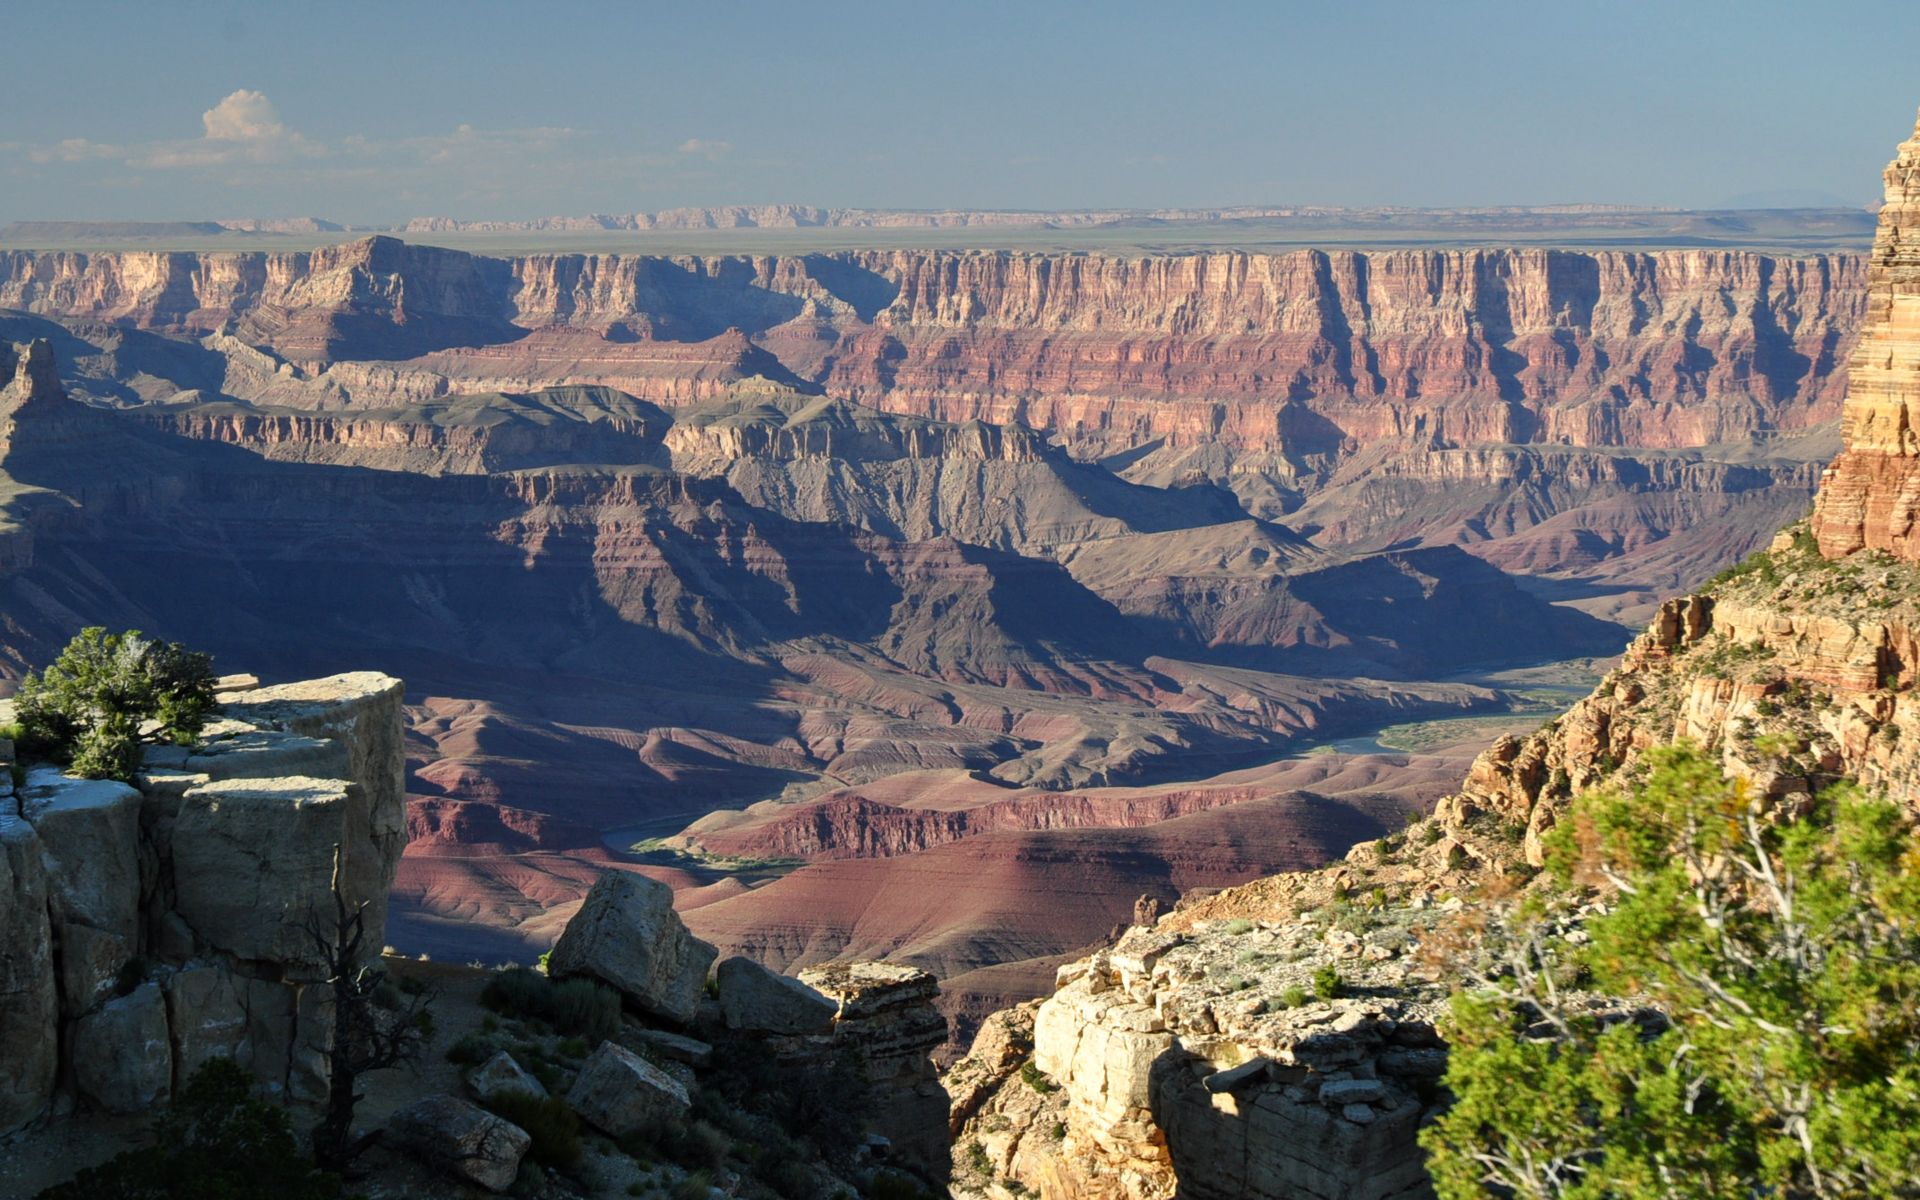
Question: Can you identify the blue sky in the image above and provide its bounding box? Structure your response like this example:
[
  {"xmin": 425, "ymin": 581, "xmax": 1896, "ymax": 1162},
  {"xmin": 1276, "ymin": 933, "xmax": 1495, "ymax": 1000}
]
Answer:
[{"xmin": 4, "ymin": 0, "xmax": 1918, "ymax": 222}]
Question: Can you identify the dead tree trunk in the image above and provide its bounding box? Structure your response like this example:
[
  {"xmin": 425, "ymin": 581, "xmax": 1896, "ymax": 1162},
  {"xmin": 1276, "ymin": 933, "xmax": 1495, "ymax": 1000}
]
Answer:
[{"xmin": 306, "ymin": 845, "xmax": 434, "ymax": 1173}]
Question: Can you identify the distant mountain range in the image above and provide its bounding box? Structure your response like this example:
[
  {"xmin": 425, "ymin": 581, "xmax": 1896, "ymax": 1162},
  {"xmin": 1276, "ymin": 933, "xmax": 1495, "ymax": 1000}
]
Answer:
[{"xmin": 0, "ymin": 203, "xmax": 1880, "ymax": 249}]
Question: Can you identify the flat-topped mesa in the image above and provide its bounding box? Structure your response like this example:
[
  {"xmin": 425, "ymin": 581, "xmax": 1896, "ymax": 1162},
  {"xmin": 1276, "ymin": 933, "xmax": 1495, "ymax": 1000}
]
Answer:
[
  {"xmin": 0, "ymin": 670, "xmax": 406, "ymax": 1134},
  {"xmin": 1812, "ymin": 109, "xmax": 1920, "ymax": 561}
]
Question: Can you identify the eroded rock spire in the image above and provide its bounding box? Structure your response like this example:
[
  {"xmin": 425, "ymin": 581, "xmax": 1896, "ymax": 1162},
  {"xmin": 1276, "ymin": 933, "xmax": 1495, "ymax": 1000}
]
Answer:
[{"xmin": 1811, "ymin": 107, "xmax": 1920, "ymax": 559}]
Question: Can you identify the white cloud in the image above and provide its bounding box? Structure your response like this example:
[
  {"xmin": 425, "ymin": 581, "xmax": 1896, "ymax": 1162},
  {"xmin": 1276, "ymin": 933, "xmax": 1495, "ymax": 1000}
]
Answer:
[
  {"xmin": 202, "ymin": 90, "xmax": 286, "ymax": 142},
  {"xmin": 114, "ymin": 89, "xmax": 324, "ymax": 169},
  {"xmin": 677, "ymin": 138, "xmax": 733, "ymax": 161},
  {"xmin": 28, "ymin": 138, "xmax": 124, "ymax": 164},
  {"xmin": 11, "ymin": 91, "xmax": 750, "ymax": 216}
]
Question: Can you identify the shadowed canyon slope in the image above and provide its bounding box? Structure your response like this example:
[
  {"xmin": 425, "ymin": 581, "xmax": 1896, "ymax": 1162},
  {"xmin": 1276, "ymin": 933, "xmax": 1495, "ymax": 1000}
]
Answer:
[{"xmin": 0, "ymin": 233, "xmax": 1866, "ymax": 1035}]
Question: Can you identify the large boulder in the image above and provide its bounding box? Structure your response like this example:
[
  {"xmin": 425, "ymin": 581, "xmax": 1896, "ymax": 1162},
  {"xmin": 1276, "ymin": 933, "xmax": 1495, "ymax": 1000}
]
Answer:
[
  {"xmin": 168, "ymin": 775, "xmax": 352, "ymax": 970},
  {"xmin": 566, "ymin": 1041, "xmax": 691, "ymax": 1136},
  {"xmin": 547, "ymin": 872, "xmax": 716, "ymax": 1024},
  {"xmin": 73, "ymin": 982, "xmax": 173, "ymax": 1114},
  {"xmin": 388, "ymin": 1094, "xmax": 530, "ymax": 1193},
  {"xmin": 469, "ymin": 1050, "xmax": 547, "ymax": 1103},
  {"xmin": 715, "ymin": 955, "xmax": 836, "ymax": 1035},
  {"xmin": 0, "ymin": 808, "xmax": 57, "ymax": 1133}
]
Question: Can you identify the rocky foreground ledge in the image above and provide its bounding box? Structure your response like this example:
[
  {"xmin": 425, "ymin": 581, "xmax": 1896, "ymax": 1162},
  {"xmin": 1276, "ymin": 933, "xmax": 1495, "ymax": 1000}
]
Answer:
[
  {"xmin": 0, "ymin": 663, "xmax": 957, "ymax": 1196},
  {"xmin": 0, "ymin": 671, "xmax": 405, "ymax": 1132}
]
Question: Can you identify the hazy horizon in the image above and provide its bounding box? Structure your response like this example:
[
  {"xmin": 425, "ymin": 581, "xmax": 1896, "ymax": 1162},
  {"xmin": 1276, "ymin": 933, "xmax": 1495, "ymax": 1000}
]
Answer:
[{"xmin": 5, "ymin": 1, "xmax": 1919, "ymax": 225}]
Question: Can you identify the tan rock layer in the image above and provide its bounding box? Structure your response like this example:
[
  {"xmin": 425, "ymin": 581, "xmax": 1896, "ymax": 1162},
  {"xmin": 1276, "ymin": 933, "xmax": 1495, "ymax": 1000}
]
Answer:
[{"xmin": 1815, "ymin": 110, "xmax": 1920, "ymax": 559}]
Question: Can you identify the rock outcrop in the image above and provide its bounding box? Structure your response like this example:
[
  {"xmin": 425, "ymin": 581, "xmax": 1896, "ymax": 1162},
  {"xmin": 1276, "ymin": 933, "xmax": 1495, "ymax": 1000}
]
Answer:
[
  {"xmin": 1814, "ymin": 108, "xmax": 1920, "ymax": 562},
  {"xmin": 0, "ymin": 670, "xmax": 406, "ymax": 1134},
  {"xmin": 949, "ymin": 914, "xmax": 1450, "ymax": 1200},
  {"xmin": 532, "ymin": 863, "xmax": 955, "ymax": 1175},
  {"xmin": 800, "ymin": 962, "xmax": 952, "ymax": 1167}
]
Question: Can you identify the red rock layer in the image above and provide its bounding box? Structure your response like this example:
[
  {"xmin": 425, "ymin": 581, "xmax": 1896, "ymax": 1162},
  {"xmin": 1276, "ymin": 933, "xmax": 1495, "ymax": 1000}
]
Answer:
[{"xmin": 1813, "ymin": 110, "xmax": 1920, "ymax": 560}]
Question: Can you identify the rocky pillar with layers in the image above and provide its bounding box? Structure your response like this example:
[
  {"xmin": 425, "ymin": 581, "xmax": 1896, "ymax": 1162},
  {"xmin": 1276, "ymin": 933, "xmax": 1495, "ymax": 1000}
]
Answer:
[{"xmin": 1813, "ymin": 108, "xmax": 1920, "ymax": 561}]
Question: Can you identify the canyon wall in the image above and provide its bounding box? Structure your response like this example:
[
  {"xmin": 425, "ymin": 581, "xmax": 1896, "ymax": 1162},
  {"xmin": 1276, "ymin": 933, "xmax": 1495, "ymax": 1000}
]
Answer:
[{"xmin": 0, "ymin": 242, "xmax": 1864, "ymax": 455}]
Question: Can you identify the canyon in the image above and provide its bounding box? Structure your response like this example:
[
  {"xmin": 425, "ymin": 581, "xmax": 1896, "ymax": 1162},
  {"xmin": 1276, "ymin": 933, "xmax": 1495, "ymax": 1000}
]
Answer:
[
  {"xmin": 938, "ymin": 106, "xmax": 1920, "ymax": 1200},
  {"xmin": 0, "ymin": 227, "xmax": 1866, "ymax": 1043}
]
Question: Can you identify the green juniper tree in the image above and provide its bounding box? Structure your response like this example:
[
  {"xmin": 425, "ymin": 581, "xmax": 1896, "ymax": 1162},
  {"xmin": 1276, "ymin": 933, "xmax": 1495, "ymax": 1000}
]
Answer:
[
  {"xmin": 1421, "ymin": 743, "xmax": 1920, "ymax": 1199},
  {"xmin": 11, "ymin": 627, "xmax": 217, "ymax": 781}
]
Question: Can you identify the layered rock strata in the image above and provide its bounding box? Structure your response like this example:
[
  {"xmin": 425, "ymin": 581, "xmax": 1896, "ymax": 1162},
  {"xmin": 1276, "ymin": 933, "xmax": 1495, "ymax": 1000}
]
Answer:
[
  {"xmin": 0, "ymin": 670, "xmax": 405, "ymax": 1134},
  {"xmin": 800, "ymin": 962, "xmax": 952, "ymax": 1166},
  {"xmin": 1814, "ymin": 109, "xmax": 1920, "ymax": 561},
  {"xmin": 0, "ymin": 242, "xmax": 1862, "ymax": 455}
]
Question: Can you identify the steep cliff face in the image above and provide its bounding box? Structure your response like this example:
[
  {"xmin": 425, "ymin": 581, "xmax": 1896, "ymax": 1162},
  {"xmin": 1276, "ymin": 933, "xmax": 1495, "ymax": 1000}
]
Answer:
[
  {"xmin": 825, "ymin": 249, "xmax": 1857, "ymax": 453},
  {"xmin": 1814, "ymin": 110, "xmax": 1920, "ymax": 561},
  {"xmin": 0, "ymin": 244, "xmax": 1862, "ymax": 453},
  {"xmin": 0, "ymin": 240, "xmax": 1854, "ymax": 599},
  {"xmin": 0, "ymin": 672, "xmax": 406, "ymax": 1134}
]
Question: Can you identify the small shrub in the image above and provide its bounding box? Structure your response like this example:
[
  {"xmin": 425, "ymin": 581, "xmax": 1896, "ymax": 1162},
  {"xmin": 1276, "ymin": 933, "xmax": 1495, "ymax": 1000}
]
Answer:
[
  {"xmin": 482, "ymin": 965, "xmax": 622, "ymax": 1042},
  {"xmin": 550, "ymin": 976, "xmax": 621, "ymax": 1043},
  {"xmin": 1312, "ymin": 966, "xmax": 1343, "ymax": 1001},
  {"xmin": 1051, "ymin": 1121, "xmax": 1068, "ymax": 1141},
  {"xmin": 868, "ymin": 1173, "xmax": 934, "ymax": 1200},
  {"xmin": 1220, "ymin": 918, "xmax": 1254, "ymax": 935},
  {"xmin": 484, "ymin": 1091, "xmax": 580, "ymax": 1169},
  {"xmin": 35, "ymin": 1058, "xmax": 341, "ymax": 1199},
  {"xmin": 1279, "ymin": 986, "xmax": 1307, "ymax": 1009},
  {"xmin": 966, "ymin": 1141, "xmax": 992, "ymax": 1175},
  {"xmin": 482, "ymin": 966, "xmax": 553, "ymax": 1017},
  {"xmin": 673, "ymin": 1169, "xmax": 715, "ymax": 1200},
  {"xmin": 658, "ymin": 1118, "xmax": 731, "ymax": 1171},
  {"xmin": 445, "ymin": 1032, "xmax": 495, "ymax": 1066},
  {"xmin": 1019, "ymin": 1059, "xmax": 1058, "ymax": 1094},
  {"xmin": 763, "ymin": 1155, "xmax": 818, "ymax": 1200}
]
